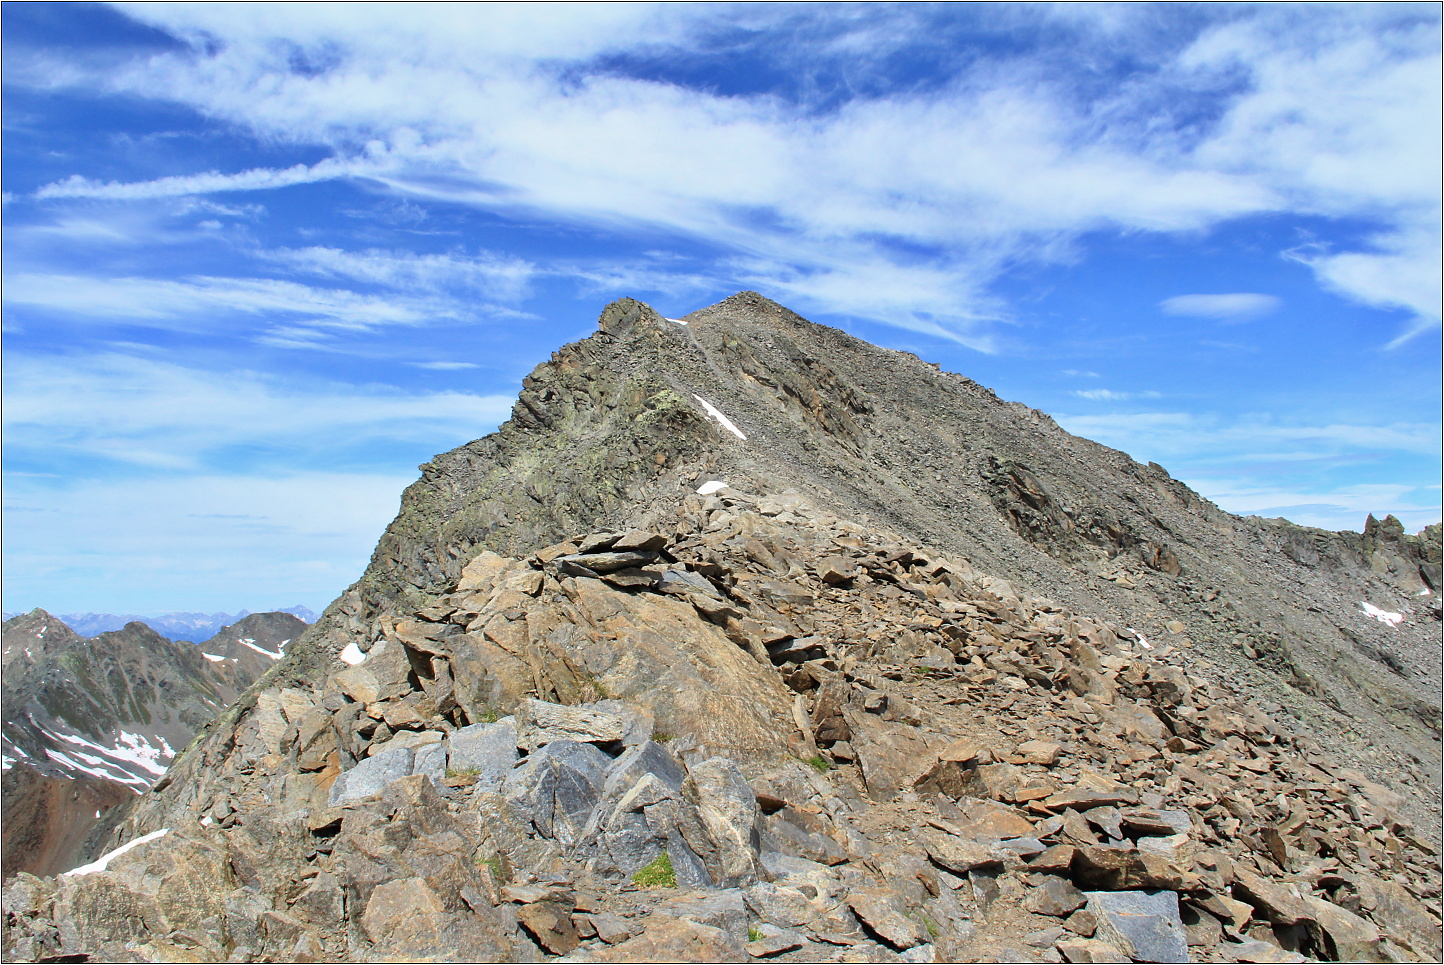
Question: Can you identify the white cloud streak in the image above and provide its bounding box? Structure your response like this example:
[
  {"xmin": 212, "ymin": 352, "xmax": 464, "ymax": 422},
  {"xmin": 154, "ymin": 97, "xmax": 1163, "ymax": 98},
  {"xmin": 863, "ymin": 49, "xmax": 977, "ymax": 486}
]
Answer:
[
  {"xmin": 19, "ymin": 5, "xmax": 1436, "ymax": 344},
  {"xmin": 1071, "ymin": 389, "xmax": 1163, "ymax": 401},
  {"xmin": 1160, "ymin": 293, "xmax": 1281, "ymax": 321},
  {"xmin": 33, "ymin": 156, "xmax": 379, "ymax": 201},
  {"xmin": 3, "ymin": 352, "xmax": 514, "ymax": 470},
  {"xmin": 1057, "ymin": 411, "xmax": 1442, "ymax": 460},
  {"xmin": 5, "ymin": 272, "xmax": 445, "ymax": 331},
  {"xmin": 264, "ymin": 246, "xmax": 537, "ymax": 303}
]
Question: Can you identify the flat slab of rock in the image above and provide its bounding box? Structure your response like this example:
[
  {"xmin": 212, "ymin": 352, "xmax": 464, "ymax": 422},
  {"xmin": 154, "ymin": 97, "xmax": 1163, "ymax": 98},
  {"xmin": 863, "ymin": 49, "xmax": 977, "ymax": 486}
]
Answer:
[
  {"xmin": 1217, "ymin": 939, "xmax": 1308, "ymax": 963},
  {"xmin": 1042, "ymin": 788, "xmax": 1138, "ymax": 810},
  {"xmin": 584, "ymin": 916, "xmax": 746, "ymax": 963},
  {"xmin": 1086, "ymin": 889, "xmax": 1189, "ymax": 964},
  {"xmin": 517, "ymin": 699, "xmax": 627, "ymax": 752},
  {"xmin": 1057, "ymin": 937, "xmax": 1131, "ymax": 963},
  {"xmin": 847, "ymin": 885, "xmax": 927, "ymax": 950},
  {"xmin": 746, "ymin": 930, "xmax": 806, "ymax": 957},
  {"xmin": 919, "ymin": 829, "xmax": 1004, "ymax": 874},
  {"xmin": 556, "ymin": 551, "xmax": 659, "ymax": 574}
]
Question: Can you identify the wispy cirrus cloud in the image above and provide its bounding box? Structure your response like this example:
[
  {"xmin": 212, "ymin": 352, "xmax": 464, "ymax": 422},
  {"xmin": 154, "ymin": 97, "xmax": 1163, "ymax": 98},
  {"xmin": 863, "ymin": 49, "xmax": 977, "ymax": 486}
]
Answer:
[
  {"xmin": 3, "ymin": 352, "xmax": 514, "ymax": 471},
  {"xmin": 32, "ymin": 156, "xmax": 384, "ymax": 201},
  {"xmin": 264, "ymin": 246, "xmax": 537, "ymax": 303},
  {"xmin": 1160, "ymin": 293, "xmax": 1281, "ymax": 321},
  {"xmin": 1057, "ymin": 410, "xmax": 1442, "ymax": 459},
  {"xmin": 1071, "ymin": 389, "xmax": 1163, "ymax": 401},
  {"xmin": 17, "ymin": 4, "xmax": 1435, "ymax": 345}
]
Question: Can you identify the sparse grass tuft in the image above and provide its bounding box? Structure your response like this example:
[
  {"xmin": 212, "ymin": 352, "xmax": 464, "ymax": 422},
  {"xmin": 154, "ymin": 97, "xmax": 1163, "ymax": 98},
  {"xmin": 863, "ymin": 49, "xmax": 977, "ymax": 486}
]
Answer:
[
  {"xmin": 630, "ymin": 852, "xmax": 677, "ymax": 888},
  {"xmin": 804, "ymin": 754, "xmax": 833, "ymax": 773},
  {"xmin": 445, "ymin": 766, "xmax": 481, "ymax": 779},
  {"xmin": 477, "ymin": 854, "xmax": 504, "ymax": 883},
  {"xmin": 748, "ymin": 926, "xmax": 763, "ymax": 942}
]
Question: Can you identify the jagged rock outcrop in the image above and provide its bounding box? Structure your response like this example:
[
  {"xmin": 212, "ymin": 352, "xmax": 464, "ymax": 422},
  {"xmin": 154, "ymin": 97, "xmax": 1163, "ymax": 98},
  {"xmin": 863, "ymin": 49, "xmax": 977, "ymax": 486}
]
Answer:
[
  {"xmin": 1, "ymin": 611, "xmax": 305, "ymax": 877},
  {"xmin": 4, "ymin": 294, "xmax": 1439, "ymax": 963}
]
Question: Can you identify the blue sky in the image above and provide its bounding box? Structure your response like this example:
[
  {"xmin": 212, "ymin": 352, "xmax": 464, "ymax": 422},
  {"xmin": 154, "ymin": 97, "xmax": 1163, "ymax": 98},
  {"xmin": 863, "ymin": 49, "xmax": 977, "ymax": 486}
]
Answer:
[{"xmin": 3, "ymin": 2, "xmax": 1439, "ymax": 616}]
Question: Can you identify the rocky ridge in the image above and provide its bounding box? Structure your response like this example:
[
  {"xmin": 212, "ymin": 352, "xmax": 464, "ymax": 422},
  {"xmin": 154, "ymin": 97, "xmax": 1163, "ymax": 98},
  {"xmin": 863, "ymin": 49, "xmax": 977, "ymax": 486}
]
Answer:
[
  {"xmin": 5, "ymin": 482, "xmax": 1439, "ymax": 962},
  {"xmin": 3, "ymin": 293, "xmax": 1439, "ymax": 962},
  {"xmin": 294, "ymin": 294, "xmax": 1441, "ymax": 805}
]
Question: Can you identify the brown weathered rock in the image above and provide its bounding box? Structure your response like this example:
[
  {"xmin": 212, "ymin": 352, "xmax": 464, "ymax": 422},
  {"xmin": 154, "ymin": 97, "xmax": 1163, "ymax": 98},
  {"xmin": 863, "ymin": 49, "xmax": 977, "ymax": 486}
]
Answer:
[
  {"xmin": 1071, "ymin": 845, "xmax": 1196, "ymax": 890},
  {"xmin": 587, "ymin": 916, "xmax": 746, "ymax": 963},
  {"xmin": 1024, "ymin": 876, "xmax": 1086, "ymax": 917},
  {"xmin": 1231, "ymin": 869, "xmax": 1311, "ymax": 925},
  {"xmin": 516, "ymin": 900, "xmax": 581, "ymax": 954},
  {"xmin": 817, "ymin": 557, "xmax": 860, "ymax": 585},
  {"xmin": 1298, "ymin": 894, "xmax": 1385, "ymax": 963},
  {"xmin": 846, "ymin": 885, "xmax": 927, "ymax": 950},
  {"xmin": 1342, "ymin": 871, "xmax": 1443, "ymax": 961},
  {"xmin": 1015, "ymin": 739, "xmax": 1063, "ymax": 765},
  {"xmin": 1056, "ymin": 937, "xmax": 1130, "ymax": 963},
  {"xmin": 919, "ymin": 829, "xmax": 1005, "ymax": 874}
]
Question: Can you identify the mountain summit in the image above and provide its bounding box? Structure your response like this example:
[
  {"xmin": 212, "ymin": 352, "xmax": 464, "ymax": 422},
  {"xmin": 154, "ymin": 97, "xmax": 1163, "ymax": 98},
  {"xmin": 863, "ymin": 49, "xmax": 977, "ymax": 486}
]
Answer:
[
  {"xmin": 4, "ymin": 294, "xmax": 1438, "ymax": 963},
  {"xmin": 305, "ymin": 292, "xmax": 1439, "ymax": 765}
]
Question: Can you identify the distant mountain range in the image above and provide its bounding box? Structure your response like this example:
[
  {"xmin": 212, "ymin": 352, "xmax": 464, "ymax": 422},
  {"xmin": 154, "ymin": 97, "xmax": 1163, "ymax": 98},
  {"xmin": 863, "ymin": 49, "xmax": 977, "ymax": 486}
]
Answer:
[
  {"xmin": 0, "ymin": 605, "xmax": 316, "ymax": 642},
  {"xmin": 1, "ymin": 608, "xmax": 307, "ymax": 877}
]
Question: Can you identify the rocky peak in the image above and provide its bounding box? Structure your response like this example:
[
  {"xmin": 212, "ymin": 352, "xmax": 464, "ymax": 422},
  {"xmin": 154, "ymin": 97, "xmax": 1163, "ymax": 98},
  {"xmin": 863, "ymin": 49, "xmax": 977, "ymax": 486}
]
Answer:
[
  {"xmin": 288, "ymin": 294, "xmax": 1439, "ymax": 790},
  {"xmin": 0, "ymin": 609, "xmax": 85, "ymax": 679}
]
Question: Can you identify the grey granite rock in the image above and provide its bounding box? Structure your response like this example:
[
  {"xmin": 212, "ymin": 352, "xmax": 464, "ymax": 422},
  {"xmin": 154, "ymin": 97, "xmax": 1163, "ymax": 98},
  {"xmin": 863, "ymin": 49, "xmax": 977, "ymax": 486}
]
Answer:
[
  {"xmin": 503, "ymin": 739, "xmax": 611, "ymax": 843},
  {"xmin": 446, "ymin": 718, "xmax": 519, "ymax": 788},
  {"xmin": 1087, "ymin": 889, "xmax": 1189, "ymax": 964},
  {"xmin": 329, "ymin": 747, "xmax": 414, "ymax": 805}
]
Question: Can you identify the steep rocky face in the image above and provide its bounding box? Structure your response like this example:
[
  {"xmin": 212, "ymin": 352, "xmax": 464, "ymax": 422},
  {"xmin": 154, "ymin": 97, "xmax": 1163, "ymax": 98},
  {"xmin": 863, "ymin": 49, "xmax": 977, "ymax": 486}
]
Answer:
[
  {"xmin": 3, "ymin": 294, "xmax": 1439, "ymax": 963},
  {"xmin": 0, "ymin": 611, "xmax": 306, "ymax": 878},
  {"xmin": 297, "ymin": 293, "xmax": 1439, "ymax": 788}
]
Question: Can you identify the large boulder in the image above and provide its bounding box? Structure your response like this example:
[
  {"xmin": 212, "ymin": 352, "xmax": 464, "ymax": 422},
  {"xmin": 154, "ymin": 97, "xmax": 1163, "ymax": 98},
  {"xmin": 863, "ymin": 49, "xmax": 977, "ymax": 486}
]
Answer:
[
  {"xmin": 446, "ymin": 718, "xmax": 520, "ymax": 788},
  {"xmin": 329, "ymin": 746, "xmax": 415, "ymax": 805},
  {"xmin": 684, "ymin": 757, "xmax": 763, "ymax": 887},
  {"xmin": 503, "ymin": 740, "xmax": 612, "ymax": 844}
]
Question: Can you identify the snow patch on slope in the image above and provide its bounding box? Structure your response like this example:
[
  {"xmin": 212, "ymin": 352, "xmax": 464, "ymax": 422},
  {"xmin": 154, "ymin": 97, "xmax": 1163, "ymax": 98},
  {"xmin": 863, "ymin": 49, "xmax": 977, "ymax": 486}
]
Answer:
[
  {"xmin": 54, "ymin": 730, "xmax": 173, "ymax": 777},
  {"xmin": 64, "ymin": 828, "xmax": 170, "ymax": 877},
  {"xmin": 1360, "ymin": 602, "xmax": 1405, "ymax": 627},
  {"xmin": 236, "ymin": 637, "xmax": 283, "ymax": 660},
  {"xmin": 338, "ymin": 641, "xmax": 367, "ymax": 666},
  {"xmin": 693, "ymin": 395, "xmax": 747, "ymax": 440}
]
